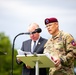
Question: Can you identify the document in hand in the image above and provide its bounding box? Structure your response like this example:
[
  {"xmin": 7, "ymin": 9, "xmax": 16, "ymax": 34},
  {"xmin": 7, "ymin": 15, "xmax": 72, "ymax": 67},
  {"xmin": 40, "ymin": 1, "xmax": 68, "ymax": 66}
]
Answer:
[
  {"xmin": 17, "ymin": 49, "xmax": 32, "ymax": 55},
  {"xmin": 16, "ymin": 53, "xmax": 55, "ymax": 68}
]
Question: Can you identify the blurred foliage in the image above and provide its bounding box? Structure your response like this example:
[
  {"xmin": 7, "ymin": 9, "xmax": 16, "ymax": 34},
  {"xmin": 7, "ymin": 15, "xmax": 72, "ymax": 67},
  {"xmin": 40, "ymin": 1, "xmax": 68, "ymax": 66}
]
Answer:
[
  {"xmin": 74, "ymin": 60, "xmax": 76, "ymax": 66},
  {"xmin": 0, "ymin": 32, "xmax": 22, "ymax": 75}
]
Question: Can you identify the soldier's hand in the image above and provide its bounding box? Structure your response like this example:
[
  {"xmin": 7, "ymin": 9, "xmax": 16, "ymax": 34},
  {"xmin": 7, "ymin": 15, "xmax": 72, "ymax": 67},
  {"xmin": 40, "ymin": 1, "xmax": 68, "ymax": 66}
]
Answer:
[
  {"xmin": 54, "ymin": 58, "xmax": 61, "ymax": 67},
  {"xmin": 54, "ymin": 58, "xmax": 62, "ymax": 70}
]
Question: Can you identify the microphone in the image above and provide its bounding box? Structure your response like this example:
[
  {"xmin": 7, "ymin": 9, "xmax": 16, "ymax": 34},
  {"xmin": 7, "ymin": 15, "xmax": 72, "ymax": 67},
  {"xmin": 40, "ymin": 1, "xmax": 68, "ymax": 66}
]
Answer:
[
  {"xmin": 21, "ymin": 28, "xmax": 42, "ymax": 35},
  {"xmin": 31, "ymin": 28, "xmax": 42, "ymax": 34}
]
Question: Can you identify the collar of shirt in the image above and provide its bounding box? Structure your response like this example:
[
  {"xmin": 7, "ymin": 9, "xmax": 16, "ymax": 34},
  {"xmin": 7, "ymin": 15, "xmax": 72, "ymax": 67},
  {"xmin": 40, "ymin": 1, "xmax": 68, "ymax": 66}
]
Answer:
[
  {"xmin": 32, "ymin": 36, "xmax": 40, "ymax": 45},
  {"xmin": 31, "ymin": 37, "xmax": 40, "ymax": 51},
  {"xmin": 52, "ymin": 31, "xmax": 62, "ymax": 40}
]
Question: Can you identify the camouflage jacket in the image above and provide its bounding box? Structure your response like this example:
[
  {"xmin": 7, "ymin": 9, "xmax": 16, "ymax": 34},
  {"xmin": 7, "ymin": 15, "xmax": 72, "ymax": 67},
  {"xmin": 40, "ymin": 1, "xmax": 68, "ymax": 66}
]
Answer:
[{"xmin": 44, "ymin": 31, "xmax": 76, "ymax": 75}]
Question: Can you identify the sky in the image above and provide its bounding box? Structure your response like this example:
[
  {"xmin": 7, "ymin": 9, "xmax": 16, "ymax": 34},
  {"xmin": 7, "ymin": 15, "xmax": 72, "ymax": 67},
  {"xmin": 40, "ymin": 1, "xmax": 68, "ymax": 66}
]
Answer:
[{"xmin": 0, "ymin": 0, "xmax": 76, "ymax": 49}]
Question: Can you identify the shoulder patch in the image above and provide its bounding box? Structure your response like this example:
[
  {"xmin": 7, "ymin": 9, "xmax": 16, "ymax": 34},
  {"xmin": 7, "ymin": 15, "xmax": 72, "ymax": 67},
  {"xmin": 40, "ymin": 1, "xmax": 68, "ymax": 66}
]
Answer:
[{"xmin": 71, "ymin": 40, "xmax": 76, "ymax": 46}]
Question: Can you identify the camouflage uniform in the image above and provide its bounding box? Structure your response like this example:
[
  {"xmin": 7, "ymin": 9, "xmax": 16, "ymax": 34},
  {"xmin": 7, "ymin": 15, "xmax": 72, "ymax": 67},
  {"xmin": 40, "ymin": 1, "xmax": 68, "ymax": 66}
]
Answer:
[{"xmin": 44, "ymin": 31, "xmax": 76, "ymax": 75}]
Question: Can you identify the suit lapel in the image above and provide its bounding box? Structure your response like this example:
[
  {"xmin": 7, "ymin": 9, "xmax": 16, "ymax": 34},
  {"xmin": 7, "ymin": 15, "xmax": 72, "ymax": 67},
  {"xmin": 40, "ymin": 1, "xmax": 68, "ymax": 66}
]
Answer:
[{"xmin": 28, "ymin": 40, "xmax": 32, "ymax": 52}]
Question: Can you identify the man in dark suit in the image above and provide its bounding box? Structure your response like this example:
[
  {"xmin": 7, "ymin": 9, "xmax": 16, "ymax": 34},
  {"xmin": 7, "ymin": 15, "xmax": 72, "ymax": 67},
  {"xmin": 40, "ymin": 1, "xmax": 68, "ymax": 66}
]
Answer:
[{"xmin": 16, "ymin": 23, "xmax": 47, "ymax": 75}]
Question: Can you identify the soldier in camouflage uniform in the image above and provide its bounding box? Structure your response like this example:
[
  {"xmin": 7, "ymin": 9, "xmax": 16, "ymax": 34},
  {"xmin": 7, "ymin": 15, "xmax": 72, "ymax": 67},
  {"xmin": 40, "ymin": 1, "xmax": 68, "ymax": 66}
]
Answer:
[{"xmin": 44, "ymin": 17, "xmax": 76, "ymax": 75}]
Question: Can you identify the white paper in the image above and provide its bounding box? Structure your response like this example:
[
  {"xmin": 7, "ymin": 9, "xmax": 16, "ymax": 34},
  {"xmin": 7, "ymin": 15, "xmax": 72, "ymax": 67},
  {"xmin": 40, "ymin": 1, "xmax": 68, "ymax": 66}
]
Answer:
[
  {"xmin": 45, "ymin": 53, "xmax": 56, "ymax": 64},
  {"xmin": 24, "ymin": 51, "xmax": 32, "ymax": 55},
  {"xmin": 17, "ymin": 49, "xmax": 32, "ymax": 55},
  {"xmin": 17, "ymin": 49, "xmax": 25, "ymax": 55}
]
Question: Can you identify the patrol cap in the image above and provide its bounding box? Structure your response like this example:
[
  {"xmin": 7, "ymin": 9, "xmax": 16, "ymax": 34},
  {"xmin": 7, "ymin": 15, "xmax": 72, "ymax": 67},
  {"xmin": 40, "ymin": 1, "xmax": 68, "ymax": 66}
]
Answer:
[{"xmin": 44, "ymin": 17, "xmax": 58, "ymax": 25}]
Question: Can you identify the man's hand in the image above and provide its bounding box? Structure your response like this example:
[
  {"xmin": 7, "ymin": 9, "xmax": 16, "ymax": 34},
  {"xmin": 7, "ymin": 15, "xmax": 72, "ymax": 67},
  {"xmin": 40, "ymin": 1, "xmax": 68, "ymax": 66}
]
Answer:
[
  {"xmin": 17, "ymin": 58, "xmax": 21, "ymax": 62},
  {"xmin": 26, "ymin": 64, "xmax": 31, "ymax": 69}
]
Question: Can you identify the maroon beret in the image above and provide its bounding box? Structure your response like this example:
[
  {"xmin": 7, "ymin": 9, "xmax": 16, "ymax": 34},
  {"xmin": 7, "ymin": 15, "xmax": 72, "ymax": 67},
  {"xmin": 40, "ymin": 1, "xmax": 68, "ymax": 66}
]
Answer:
[{"xmin": 44, "ymin": 17, "xmax": 58, "ymax": 25}]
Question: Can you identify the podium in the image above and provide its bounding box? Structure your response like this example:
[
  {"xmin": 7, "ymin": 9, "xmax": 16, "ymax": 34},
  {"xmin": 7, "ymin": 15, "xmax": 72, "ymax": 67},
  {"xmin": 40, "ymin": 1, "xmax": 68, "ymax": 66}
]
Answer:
[{"xmin": 16, "ymin": 54, "xmax": 55, "ymax": 75}]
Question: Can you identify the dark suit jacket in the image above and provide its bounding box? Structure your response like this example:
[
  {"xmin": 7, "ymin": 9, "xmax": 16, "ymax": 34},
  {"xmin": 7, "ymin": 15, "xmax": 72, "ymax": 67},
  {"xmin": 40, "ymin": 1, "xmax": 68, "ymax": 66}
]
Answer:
[{"xmin": 17, "ymin": 37, "xmax": 47, "ymax": 75}]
